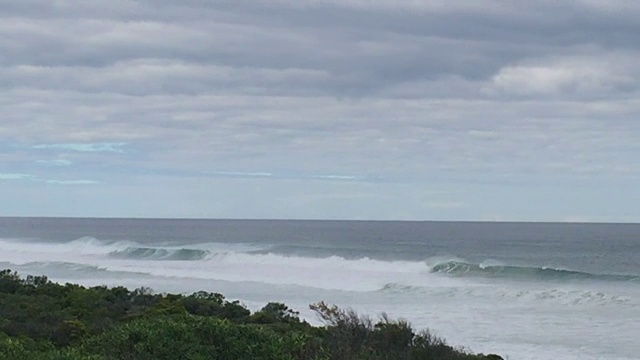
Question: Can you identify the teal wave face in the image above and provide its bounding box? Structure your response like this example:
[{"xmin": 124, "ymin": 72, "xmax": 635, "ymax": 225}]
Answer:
[
  {"xmin": 430, "ymin": 261, "xmax": 640, "ymax": 282},
  {"xmin": 108, "ymin": 247, "xmax": 209, "ymax": 261}
]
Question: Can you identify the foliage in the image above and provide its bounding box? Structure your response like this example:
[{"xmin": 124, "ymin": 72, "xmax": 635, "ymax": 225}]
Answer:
[
  {"xmin": 0, "ymin": 269, "xmax": 503, "ymax": 360},
  {"xmin": 82, "ymin": 315, "xmax": 312, "ymax": 360}
]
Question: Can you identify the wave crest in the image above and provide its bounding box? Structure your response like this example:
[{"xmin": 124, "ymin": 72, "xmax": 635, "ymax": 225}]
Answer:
[
  {"xmin": 109, "ymin": 247, "xmax": 209, "ymax": 261},
  {"xmin": 430, "ymin": 261, "xmax": 639, "ymax": 282}
]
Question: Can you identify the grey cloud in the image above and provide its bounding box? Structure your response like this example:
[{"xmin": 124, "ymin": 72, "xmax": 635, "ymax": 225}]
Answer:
[
  {"xmin": 484, "ymin": 51, "xmax": 640, "ymax": 99},
  {"xmin": 0, "ymin": 60, "xmax": 334, "ymax": 97},
  {"xmin": 3, "ymin": 84, "xmax": 640, "ymax": 181},
  {"xmin": 3, "ymin": 1, "xmax": 637, "ymax": 91},
  {"xmin": 1, "ymin": 0, "xmax": 640, "ymax": 192},
  {"xmin": 2, "ymin": 0, "xmax": 639, "ymax": 109}
]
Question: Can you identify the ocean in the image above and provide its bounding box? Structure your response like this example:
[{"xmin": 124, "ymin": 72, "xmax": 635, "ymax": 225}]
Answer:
[{"xmin": 0, "ymin": 217, "xmax": 638, "ymax": 359}]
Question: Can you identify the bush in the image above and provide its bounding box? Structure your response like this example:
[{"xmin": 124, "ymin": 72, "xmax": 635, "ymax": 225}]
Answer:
[
  {"xmin": 0, "ymin": 270, "xmax": 503, "ymax": 360},
  {"xmin": 83, "ymin": 315, "xmax": 311, "ymax": 360}
]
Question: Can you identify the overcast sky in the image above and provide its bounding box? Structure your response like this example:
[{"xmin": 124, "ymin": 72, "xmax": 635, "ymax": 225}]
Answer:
[{"xmin": 1, "ymin": 0, "xmax": 639, "ymax": 221}]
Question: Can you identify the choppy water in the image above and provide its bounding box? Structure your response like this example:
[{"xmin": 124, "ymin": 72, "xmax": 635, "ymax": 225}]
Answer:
[{"xmin": 0, "ymin": 218, "xmax": 638, "ymax": 359}]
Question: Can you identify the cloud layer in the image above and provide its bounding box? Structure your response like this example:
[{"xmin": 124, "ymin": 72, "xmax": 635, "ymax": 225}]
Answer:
[{"xmin": 1, "ymin": 0, "xmax": 639, "ymax": 220}]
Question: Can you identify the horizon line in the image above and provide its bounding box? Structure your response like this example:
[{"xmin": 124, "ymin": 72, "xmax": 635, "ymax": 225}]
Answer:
[{"xmin": 0, "ymin": 215, "xmax": 637, "ymax": 225}]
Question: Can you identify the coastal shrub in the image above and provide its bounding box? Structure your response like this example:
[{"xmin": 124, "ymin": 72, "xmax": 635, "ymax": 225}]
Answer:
[
  {"xmin": 0, "ymin": 333, "xmax": 99, "ymax": 360},
  {"xmin": 310, "ymin": 301, "xmax": 374, "ymax": 359},
  {"xmin": 369, "ymin": 314, "xmax": 414, "ymax": 359},
  {"xmin": 0, "ymin": 269, "xmax": 503, "ymax": 360},
  {"xmin": 83, "ymin": 314, "xmax": 311, "ymax": 360},
  {"xmin": 181, "ymin": 291, "xmax": 251, "ymax": 321}
]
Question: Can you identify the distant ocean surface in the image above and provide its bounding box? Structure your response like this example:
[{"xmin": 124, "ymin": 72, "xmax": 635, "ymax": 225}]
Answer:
[{"xmin": 0, "ymin": 218, "xmax": 638, "ymax": 359}]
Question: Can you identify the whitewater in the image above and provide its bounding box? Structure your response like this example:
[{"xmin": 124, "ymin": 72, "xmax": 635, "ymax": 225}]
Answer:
[{"xmin": 0, "ymin": 218, "xmax": 638, "ymax": 359}]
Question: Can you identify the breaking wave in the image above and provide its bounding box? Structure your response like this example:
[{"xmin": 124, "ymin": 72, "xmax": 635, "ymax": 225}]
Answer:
[
  {"xmin": 109, "ymin": 247, "xmax": 209, "ymax": 261},
  {"xmin": 429, "ymin": 261, "xmax": 640, "ymax": 282}
]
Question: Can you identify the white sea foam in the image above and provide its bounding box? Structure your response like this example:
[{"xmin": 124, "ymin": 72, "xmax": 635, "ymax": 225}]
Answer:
[{"xmin": 0, "ymin": 237, "xmax": 455, "ymax": 291}]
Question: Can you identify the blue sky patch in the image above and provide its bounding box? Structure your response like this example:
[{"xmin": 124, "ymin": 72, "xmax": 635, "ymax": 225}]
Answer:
[{"xmin": 32, "ymin": 143, "xmax": 127, "ymax": 153}]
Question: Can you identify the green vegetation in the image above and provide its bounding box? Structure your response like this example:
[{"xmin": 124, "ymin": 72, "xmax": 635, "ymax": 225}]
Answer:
[{"xmin": 0, "ymin": 269, "xmax": 503, "ymax": 359}]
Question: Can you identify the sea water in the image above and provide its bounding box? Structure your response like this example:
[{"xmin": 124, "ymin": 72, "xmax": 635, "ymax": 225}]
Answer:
[{"xmin": 0, "ymin": 218, "xmax": 638, "ymax": 359}]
